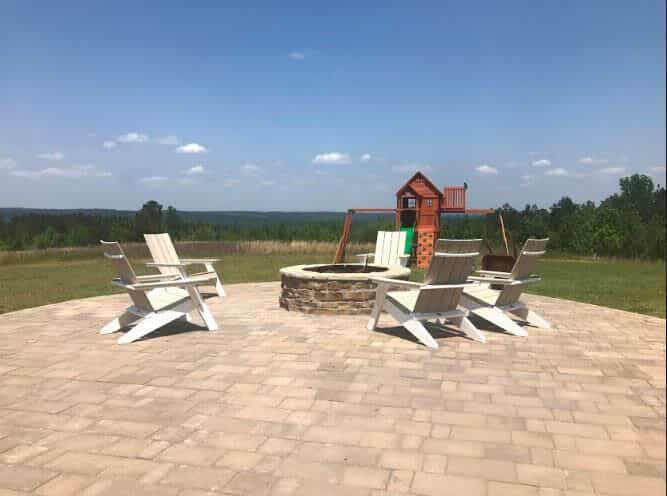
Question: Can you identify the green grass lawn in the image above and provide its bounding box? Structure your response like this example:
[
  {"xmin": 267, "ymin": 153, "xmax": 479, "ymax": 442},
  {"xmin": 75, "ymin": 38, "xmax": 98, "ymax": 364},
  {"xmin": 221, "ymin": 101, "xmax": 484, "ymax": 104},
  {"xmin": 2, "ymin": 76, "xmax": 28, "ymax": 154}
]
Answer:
[
  {"xmin": 1, "ymin": 254, "xmax": 665, "ymax": 318},
  {"xmin": 0, "ymin": 253, "xmax": 333, "ymax": 314},
  {"xmin": 410, "ymin": 257, "xmax": 665, "ymax": 318}
]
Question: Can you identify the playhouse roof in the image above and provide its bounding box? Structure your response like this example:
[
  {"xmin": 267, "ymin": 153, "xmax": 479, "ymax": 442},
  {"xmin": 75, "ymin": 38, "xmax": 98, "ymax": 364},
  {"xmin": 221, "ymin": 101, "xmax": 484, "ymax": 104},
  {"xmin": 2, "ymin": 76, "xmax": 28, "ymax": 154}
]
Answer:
[{"xmin": 395, "ymin": 171, "xmax": 442, "ymax": 198}]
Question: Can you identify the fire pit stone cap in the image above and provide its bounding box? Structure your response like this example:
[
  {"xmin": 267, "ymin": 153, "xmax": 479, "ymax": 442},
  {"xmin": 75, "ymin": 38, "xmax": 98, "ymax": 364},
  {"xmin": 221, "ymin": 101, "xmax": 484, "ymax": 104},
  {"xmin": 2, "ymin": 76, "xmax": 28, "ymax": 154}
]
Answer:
[{"xmin": 280, "ymin": 263, "xmax": 411, "ymax": 281}]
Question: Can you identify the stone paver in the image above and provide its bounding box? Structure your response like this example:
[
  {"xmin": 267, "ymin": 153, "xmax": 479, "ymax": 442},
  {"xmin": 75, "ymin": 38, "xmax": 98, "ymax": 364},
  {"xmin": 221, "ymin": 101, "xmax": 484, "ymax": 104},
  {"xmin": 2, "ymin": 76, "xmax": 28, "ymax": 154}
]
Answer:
[{"xmin": 0, "ymin": 282, "xmax": 664, "ymax": 495}]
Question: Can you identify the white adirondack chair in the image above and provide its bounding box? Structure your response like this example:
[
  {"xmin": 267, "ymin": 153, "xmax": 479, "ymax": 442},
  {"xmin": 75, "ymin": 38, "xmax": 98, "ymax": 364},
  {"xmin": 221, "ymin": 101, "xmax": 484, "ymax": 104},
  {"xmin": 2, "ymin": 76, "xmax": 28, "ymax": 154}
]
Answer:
[
  {"xmin": 461, "ymin": 238, "xmax": 550, "ymax": 336},
  {"xmin": 144, "ymin": 233, "xmax": 225, "ymax": 298},
  {"xmin": 367, "ymin": 239, "xmax": 485, "ymax": 348},
  {"xmin": 357, "ymin": 231, "xmax": 409, "ymax": 267},
  {"xmin": 100, "ymin": 241, "xmax": 219, "ymax": 344}
]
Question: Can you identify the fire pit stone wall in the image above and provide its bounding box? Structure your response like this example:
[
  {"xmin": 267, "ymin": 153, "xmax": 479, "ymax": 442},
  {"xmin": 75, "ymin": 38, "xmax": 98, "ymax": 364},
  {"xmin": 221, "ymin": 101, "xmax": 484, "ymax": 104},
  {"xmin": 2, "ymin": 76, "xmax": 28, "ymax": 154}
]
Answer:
[{"xmin": 279, "ymin": 263, "xmax": 411, "ymax": 314}]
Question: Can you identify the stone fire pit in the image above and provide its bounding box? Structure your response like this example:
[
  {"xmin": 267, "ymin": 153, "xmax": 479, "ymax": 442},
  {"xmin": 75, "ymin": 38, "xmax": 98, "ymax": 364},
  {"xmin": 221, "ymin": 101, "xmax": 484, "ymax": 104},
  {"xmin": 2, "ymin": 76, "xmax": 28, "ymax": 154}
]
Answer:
[{"xmin": 279, "ymin": 263, "xmax": 411, "ymax": 314}]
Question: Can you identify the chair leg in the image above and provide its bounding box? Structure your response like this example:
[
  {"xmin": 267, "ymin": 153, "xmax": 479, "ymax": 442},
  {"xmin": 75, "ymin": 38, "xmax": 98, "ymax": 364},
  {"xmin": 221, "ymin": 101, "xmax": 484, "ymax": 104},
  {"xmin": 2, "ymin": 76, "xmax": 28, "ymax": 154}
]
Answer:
[
  {"xmin": 186, "ymin": 287, "xmax": 218, "ymax": 331},
  {"xmin": 205, "ymin": 263, "xmax": 225, "ymax": 298},
  {"xmin": 471, "ymin": 307, "xmax": 528, "ymax": 337},
  {"xmin": 100, "ymin": 310, "xmax": 139, "ymax": 334},
  {"xmin": 451, "ymin": 316, "xmax": 486, "ymax": 343},
  {"xmin": 117, "ymin": 310, "xmax": 183, "ymax": 344},
  {"xmin": 367, "ymin": 284, "xmax": 388, "ymax": 331},
  {"xmin": 403, "ymin": 318, "xmax": 439, "ymax": 349},
  {"xmin": 215, "ymin": 278, "xmax": 226, "ymax": 298},
  {"xmin": 508, "ymin": 305, "xmax": 550, "ymax": 328}
]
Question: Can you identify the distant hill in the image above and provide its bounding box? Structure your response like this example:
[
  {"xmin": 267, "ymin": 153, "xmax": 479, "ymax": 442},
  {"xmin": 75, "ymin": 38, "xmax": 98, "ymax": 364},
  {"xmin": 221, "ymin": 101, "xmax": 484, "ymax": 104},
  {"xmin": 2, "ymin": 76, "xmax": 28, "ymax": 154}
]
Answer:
[
  {"xmin": 0, "ymin": 207, "xmax": 393, "ymax": 225},
  {"xmin": 0, "ymin": 207, "xmax": 135, "ymax": 219},
  {"xmin": 0, "ymin": 207, "xmax": 476, "ymax": 224}
]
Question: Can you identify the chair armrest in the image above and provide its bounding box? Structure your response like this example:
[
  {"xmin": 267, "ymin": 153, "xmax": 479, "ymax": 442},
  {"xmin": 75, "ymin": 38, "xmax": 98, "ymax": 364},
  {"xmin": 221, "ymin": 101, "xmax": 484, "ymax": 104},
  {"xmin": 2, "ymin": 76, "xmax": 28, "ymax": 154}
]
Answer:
[
  {"xmin": 145, "ymin": 262, "xmax": 187, "ymax": 268},
  {"xmin": 468, "ymin": 276, "xmax": 541, "ymax": 285},
  {"xmin": 179, "ymin": 258, "xmax": 221, "ymax": 264},
  {"xmin": 135, "ymin": 274, "xmax": 180, "ymax": 281},
  {"xmin": 127, "ymin": 274, "xmax": 218, "ymax": 290},
  {"xmin": 369, "ymin": 277, "xmax": 422, "ymax": 288},
  {"xmin": 476, "ymin": 270, "xmax": 512, "ymax": 278},
  {"xmin": 423, "ymin": 282, "xmax": 478, "ymax": 290},
  {"xmin": 467, "ymin": 276, "xmax": 514, "ymax": 285},
  {"xmin": 517, "ymin": 276, "xmax": 541, "ymax": 284},
  {"xmin": 355, "ymin": 253, "xmax": 375, "ymax": 258}
]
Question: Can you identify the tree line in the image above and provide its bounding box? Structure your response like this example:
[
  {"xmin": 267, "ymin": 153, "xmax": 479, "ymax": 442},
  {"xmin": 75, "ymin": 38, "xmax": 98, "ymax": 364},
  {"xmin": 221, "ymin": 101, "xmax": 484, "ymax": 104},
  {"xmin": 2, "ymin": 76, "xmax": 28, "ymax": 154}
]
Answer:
[{"xmin": 0, "ymin": 174, "xmax": 664, "ymax": 259}]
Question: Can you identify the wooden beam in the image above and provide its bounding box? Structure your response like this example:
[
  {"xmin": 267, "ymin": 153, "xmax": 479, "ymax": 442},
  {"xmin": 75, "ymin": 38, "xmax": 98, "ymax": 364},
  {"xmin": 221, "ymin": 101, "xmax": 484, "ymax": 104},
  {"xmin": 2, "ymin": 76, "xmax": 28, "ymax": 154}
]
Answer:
[{"xmin": 333, "ymin": 210, "xmax": 354, "ymax": 263}]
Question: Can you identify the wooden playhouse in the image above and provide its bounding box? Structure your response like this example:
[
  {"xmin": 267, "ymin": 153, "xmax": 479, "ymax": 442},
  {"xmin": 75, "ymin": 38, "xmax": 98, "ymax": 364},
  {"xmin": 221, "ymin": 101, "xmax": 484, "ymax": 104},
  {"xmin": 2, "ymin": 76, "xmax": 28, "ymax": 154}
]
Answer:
[{"xmin": 335, "ymin": 171, "xmax": 491, "ymax": 268}]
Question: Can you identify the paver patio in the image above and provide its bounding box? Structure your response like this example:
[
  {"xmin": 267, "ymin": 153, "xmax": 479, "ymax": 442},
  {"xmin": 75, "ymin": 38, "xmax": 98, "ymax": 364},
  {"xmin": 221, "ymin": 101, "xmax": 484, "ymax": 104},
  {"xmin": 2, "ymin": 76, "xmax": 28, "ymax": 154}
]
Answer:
[{"xmin": 0, "ymin": 282, "xmax": 664, "ymax": 495}]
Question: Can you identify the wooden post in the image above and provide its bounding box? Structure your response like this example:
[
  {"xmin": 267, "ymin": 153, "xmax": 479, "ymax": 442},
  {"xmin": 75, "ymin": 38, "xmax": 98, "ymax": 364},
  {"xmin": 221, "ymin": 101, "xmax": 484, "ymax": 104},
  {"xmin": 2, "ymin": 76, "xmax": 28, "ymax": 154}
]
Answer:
[
  {"xmin": 498, "ymin": 212, "xmax": 510, "ymax": 256},
  {"xmin": 333, "ymin": 210, "xmax": 354, "ymax": 263}
]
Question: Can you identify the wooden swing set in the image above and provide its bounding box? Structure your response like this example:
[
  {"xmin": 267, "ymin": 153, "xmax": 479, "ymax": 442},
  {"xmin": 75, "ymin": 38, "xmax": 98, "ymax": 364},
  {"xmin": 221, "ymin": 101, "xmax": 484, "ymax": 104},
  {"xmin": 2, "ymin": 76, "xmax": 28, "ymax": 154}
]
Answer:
[{"xmin": 334, "ymin": 172, "xmax": 494, "ymax": 268}]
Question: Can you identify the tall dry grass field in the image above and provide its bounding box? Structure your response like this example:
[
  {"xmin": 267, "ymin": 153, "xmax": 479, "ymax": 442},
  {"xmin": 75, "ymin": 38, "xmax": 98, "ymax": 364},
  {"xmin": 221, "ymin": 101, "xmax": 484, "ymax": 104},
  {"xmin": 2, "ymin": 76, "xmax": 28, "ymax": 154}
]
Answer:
[{"xmin": 0, "ymin": 240, "xmax": 375, "ymax": 266}]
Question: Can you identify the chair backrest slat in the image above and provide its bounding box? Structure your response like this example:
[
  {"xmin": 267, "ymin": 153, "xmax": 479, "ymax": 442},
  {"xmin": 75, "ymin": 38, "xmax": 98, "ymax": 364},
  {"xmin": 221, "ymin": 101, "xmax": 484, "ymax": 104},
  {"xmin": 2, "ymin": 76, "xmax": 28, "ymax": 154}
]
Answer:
[
  {"xmin": 100, "ymin": 240, "xmax": 153, "ymax": 311},
  {"xmin": 100, "ymin": 240, "xmax": 137, "ymax": 284},
  {"xmin": 414, "ymin": 239, "xmax": 481, "ymax": 314},
  {"xmin": 434, "ymin": 238, "xmax": 483, "ymax": 255},
  {"xmin": 145, "ymin": 233, "xmax": 181, "ymax": 276},
  {"xmin": 373, "ymin": 231, "xmax": 407, "ymax": 266},
  {"xmin": 496, "ymin": 238, "xmax": 549, "ymax": 306},
  {"xmin": 510, "ymin": 238, "xmax": 549, "ymax": 280}
]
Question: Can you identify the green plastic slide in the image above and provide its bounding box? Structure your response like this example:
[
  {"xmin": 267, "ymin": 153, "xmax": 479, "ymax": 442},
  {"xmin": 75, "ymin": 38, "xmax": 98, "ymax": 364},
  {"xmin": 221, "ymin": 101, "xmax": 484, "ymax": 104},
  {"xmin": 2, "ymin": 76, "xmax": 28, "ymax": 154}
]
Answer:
[{"xmin": 400, "ymin": 227, "xmax": 414, "ymax": 255}]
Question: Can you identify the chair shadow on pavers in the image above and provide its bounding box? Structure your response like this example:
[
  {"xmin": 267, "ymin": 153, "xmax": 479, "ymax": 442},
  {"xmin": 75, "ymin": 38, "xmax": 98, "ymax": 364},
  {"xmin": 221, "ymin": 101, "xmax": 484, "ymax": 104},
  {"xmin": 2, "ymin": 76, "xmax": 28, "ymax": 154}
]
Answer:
[
  {"xmin": 372, "ymin": 321, "xmax": 465, "ymax": 345},
  {"xmin": 130, "ymin": 319, "xmax": 213, "ymax": 342}
]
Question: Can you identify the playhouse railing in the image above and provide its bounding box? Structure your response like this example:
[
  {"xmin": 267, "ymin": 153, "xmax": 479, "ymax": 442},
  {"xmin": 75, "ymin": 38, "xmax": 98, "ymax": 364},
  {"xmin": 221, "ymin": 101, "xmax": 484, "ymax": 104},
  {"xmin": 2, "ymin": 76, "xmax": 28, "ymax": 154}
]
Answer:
[{"xmin": 442, "ymin": 186, "xmax": 466, "ymax": 212}]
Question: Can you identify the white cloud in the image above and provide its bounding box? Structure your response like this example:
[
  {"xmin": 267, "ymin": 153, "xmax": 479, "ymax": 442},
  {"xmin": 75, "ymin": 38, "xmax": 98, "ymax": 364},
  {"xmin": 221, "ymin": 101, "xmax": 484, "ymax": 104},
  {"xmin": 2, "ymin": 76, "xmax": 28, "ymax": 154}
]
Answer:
[
  {"xmin": 103, "ymin": 140, "xmax": 117, "ymax": 149},
  {"xmin": 240, "ymin": 163, "xmax": 264, "ymax": 175},
  {"xmin": 648, "ymin": 165, "xmax": 666, "ymax": 174},
  {"xmin": 360, "ymin": 153, "xmax": 372, "ymax": 162},
  {"xmin": 11, "ymin": 164, "xmax": 111, "ymax": 179},
  {"xmin": 289, "ymin": 51, "xmax": 305, "ymax": 60},
  {"xmin": 184, "ymin": 164, "xmax": 205, "ymax": 175},
  {"xmin": 476, "ymin": 164, "xmax": 498, "ymax": 175},
  {"xmin": 117, "ymin": 132, "xmax": 149, "ymax": 143},
  {"xmin": 0, "ymin": 158, "xmax": 17, "ymax": 170},
  {"xmin": 599, "ymin": 167, "xmax": 626, "ymax": 175},
  {"xmin": 312, "ymin": 152, "xmax": 351, "ymax": 165},
  {"xmin": 544, "ymin": 168, "xmax": 568, "ymax": 176},
  {"xmin": 176, "ymin": 143, "xmax": 207, "ymax": 154},
  {"xmin": 137, "ymin": 176, "xmax": 168, "ymax": 184},
  {"xmin": 156, "ymin": 135, "xmax": 181, "ymax": 145},
  {"xmin": 177, "ymin": 177, "xmax": 197, "ymax": 185},
  {"xmin": 36, "ymin": 151, "xmax": 64, "ymax": 161},
  {"xmin": 532, "ymin": 159, "xmax": 552, "ymax": 167},
  {"xmin": 392, "ymin": 163, "xmax": 432, "ymax": 173},
  {"xmin": 578, "ymin": 156, "xmax": 608, "ymax": 165}
]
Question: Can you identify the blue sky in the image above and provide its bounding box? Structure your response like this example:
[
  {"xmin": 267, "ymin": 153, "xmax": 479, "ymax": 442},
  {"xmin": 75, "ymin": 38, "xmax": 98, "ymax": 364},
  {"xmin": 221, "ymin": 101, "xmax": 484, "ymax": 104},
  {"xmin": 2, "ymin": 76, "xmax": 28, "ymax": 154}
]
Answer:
[{"xmin": 1, "ymin": 1, "xmax": 665, "ymax": 211}]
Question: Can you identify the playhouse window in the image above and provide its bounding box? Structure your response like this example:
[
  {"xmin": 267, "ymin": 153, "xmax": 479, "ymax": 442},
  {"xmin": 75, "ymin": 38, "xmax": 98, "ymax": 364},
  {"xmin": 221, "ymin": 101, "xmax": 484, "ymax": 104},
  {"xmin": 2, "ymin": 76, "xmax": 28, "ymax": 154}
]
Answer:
[
  {"xmin": 426, "ymin": 199, "xmax": 433, "ymax": 207},
  {"xmin": 407, "ymin": 198, "xmax": 416, "ymax": 208}
]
